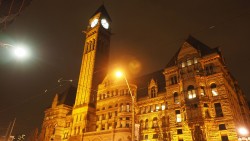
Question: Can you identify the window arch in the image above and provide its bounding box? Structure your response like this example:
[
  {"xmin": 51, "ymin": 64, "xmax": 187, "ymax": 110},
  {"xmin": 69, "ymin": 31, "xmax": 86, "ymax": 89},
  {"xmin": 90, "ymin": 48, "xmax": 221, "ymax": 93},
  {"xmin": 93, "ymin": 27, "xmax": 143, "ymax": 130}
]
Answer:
[
  {"xmin": 187, "ymin": 85, "xmax": 196, "ymax": 99},
  {"xmin": 152, "ymin": 117, "xmax": 158, "ymax": 128},
  {"xmin": 211, "ymin": 83, "xmax": 218, "ymax": 96},
  {"xmin": 174, "ymin": 92, "xmax": 179, "ymax": 104},
  {"xmin": 200, "ymin": 86, "xmax": 205, "ymax": 96},
  {"xmin": 140, "ymin": 120, "xmax": 144, "ymax": 129}
]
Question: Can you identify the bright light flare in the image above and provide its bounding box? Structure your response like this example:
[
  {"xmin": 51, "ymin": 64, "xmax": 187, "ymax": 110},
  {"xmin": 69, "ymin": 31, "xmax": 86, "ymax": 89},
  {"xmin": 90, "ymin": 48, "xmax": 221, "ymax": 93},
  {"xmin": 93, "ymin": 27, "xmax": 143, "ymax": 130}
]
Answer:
[
  {"xmin": 238, "ymin": 127, "xmax": 249, "ymax": 135},
  {"xmin": 115, "ymin": 71, "xmax": 123, "ymax": 78},
  {"xmin": 12, "ymin": 45, "xmax": 30, "ymax": 59}
]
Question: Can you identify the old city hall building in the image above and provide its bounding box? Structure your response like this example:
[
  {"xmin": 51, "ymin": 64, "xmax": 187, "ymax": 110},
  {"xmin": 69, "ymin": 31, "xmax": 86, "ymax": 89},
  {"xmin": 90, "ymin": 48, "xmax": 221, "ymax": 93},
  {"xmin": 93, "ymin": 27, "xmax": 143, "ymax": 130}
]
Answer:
[{"xmin": 39, "ymin": 5, "xmax": 250, "ymax": 141}]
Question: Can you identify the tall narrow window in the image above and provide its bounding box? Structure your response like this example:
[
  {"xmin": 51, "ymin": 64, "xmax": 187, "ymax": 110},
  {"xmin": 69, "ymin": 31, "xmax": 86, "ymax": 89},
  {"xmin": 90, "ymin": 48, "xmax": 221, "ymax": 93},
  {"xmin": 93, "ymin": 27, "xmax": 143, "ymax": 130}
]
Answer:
[
  {"xmin": 170, "ymin": 76, "xmax": 178, "ymax": 85},
  {"xmin": 120, "ymin": 104, "xmax": 124, "ymax": 112},
  {"xmin": 187, "ymin": 85, "xmax": 196, "ymax": 99},
  {"xmin": 211, "ymin": 83, "xmax": 218, "ymax": 96},
  {"xmin": 161, "ymin": 103, "xmax": 166, "ymax": 110},
  {"xmin": 140, "ymin": 120, "xmax": 144, "ymax": 129},
  {"xmin": 174, "ymin": 92, "xmax": 179, "ymax": 104},
  {"xmin": 145, "ymin": 119, "xmax": 149, "ymax": 129},
  {"xmin": 214, "ymin": 103, "xmax": 223, "ymax": 117},
  {"xmin": 200, "ymin": 86, "xmax": 205, "ymax": 96},
  {"xmin": 156, "ymin": 104, "xmax": 160, "ymax": 111},
  {"xmin": 176, "ymin": 110, "xmax": 182, "ymax": 122},
  {"xmin": 152, "ymin": 117, "xmax": 158, "ymax": 128},
  {"xmin": 92, "ymin": 39, "xmax": 95, "ymax": 50},
  {"xmin": 126, "ymin": 103, "xmax": 130, "ymax": 112},
  {"xmin": 162, "ymin": 116, "xmax": 167, "ymax": 127},
  {"xmin": 151, "ymin": 86, "xmax": 157, "ymax": 98},
  {"xmin": 150, "ymin": 105, "xmax": 154, "ymax": 112}
]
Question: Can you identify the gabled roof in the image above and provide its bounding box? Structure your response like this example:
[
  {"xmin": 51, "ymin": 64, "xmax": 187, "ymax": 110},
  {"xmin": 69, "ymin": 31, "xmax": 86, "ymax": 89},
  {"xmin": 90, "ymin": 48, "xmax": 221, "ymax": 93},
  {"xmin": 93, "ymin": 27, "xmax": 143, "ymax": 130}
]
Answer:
[
  {"xmin": 91, "ymin": 5, "xmax": 112, "ymax": 22},
  {"xmin": 166, "ymin": 35, "xmax": 220, "ymax": 68},
  {"xmin": 134, "ymin": 70, "xmax": 166, "ymax": 99}
]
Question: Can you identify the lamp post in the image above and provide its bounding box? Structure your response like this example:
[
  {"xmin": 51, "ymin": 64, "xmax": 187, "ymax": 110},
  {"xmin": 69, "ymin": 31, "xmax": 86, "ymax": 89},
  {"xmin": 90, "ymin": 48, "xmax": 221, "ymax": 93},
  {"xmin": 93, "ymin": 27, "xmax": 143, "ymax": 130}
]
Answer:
[
  {"xmin": 238, "ymin": 127, "xmax": 250, "ymax": 141},
  {"xmin": 115, "ymin": 70, "xmax": 136, "ymax": 141},
  {"xmin": 0, "ymin": 42, "xmax": 30, "ymax": 60}
]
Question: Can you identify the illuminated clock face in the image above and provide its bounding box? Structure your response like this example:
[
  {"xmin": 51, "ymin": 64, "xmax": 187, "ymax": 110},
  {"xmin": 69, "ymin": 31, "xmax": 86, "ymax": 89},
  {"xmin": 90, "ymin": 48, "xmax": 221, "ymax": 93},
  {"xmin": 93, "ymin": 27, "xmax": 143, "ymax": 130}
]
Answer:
[
  {"xmin": 101, "ymin": 19, "xmax": 109, "ymax": 29},
  {"xmin": 90, "ymin": 18, "xmax": 98, "ymax": 28}
]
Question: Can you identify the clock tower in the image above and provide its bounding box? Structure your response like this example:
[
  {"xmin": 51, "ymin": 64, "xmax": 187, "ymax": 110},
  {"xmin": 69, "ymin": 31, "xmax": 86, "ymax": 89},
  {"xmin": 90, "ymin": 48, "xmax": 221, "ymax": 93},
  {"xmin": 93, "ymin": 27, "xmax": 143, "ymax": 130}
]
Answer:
[{"xmin": 71, "ymin": 5, "xmax": 111, "ymax": 138}]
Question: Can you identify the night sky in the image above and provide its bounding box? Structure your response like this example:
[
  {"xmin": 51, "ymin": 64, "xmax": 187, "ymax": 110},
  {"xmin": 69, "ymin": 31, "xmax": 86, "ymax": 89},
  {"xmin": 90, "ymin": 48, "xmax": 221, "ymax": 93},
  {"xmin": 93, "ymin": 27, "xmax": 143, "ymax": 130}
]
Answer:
[{"xmin": 0, "ymin": 0, "xmax": 250, "ymax": 137}]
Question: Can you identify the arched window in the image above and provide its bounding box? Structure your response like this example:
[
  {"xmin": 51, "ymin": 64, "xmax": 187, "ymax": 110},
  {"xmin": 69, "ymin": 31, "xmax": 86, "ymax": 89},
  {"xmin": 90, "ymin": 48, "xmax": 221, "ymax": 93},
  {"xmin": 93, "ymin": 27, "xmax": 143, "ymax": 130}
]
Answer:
[
  {"xmin": 188, "ymin": 85, "xmax": 196, "ymax": 99},
  {"xmin": 140, "ymin": 120, "xmax": 144, "ymax": 129},
  {"xmin": 174, "ymin": 92, "xmax": 179, "ymax": 104},
  {"xmin": 200, "ymin": 86, "xmax": 205, "ymax": 96},
  {"xmin": 145, "ymin": 119, "xmax": 149, "ymax": 129},
  {"xmin": 103, "ymin": 94, "xmax": 106, "ymax": 99},
  {"xmin": 151, "ymin": 86, "xmax": 156, "ymax": 98},
  {"xmin": 152, "ymin": 117, "xmax": 158, "ymax": 128},
  {"xmin": 211, "ymin": 83, "xmax": 218, "ymax": 96}
]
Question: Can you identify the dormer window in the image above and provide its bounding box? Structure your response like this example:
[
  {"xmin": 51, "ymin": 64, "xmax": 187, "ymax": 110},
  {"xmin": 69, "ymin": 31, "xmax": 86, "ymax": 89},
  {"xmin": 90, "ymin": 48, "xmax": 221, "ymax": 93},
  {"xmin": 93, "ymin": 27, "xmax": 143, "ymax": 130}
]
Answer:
[{"xmin": 149, "ymin": 79, "xmax": 158, "ymax": 98}]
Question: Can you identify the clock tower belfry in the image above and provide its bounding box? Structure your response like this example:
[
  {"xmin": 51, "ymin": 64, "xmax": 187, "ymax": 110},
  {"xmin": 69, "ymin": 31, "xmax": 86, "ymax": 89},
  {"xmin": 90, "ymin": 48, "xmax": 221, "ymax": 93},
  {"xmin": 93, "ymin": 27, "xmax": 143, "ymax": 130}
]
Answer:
[{"xmin": 71, "ymin": 5, "xmax": 111, "ymax": 136}]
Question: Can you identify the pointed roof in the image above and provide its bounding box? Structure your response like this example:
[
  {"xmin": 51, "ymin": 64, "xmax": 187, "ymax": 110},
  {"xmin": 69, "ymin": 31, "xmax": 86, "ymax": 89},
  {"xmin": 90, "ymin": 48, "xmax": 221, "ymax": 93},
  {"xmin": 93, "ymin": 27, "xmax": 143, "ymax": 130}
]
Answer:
[
  {"xmin": 166, "ymin": 35, "xmax": 220, "ymax": 68},
  {"xmin": 56, "ymin": 84, "xmax": 77, "ymax": 106},
  {"xmin": 134, "ymin": 69, "xmax": 166, "ymax": 99},
  {"xmin": 92, "ymin": 5, "xmax": 112, "ymax": 22}
]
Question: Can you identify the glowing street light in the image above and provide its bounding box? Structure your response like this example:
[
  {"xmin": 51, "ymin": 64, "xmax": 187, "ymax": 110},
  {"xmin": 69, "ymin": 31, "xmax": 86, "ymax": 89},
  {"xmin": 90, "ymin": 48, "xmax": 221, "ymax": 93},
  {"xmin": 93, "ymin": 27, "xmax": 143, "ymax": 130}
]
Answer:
[
  {"xmin": 115, "ymin": 70, "xmax": 136, "ymax": 141},
  {"xmin": 238, "ymin": 127, "xmax": 250, "ymax": 141},
  {"xmin": 239, "ymin": 127, "xmax": 249, "ymax": 136},
  {"xmin": 0, "ymin": 42, "xmax": 30, "ymax": 60}
]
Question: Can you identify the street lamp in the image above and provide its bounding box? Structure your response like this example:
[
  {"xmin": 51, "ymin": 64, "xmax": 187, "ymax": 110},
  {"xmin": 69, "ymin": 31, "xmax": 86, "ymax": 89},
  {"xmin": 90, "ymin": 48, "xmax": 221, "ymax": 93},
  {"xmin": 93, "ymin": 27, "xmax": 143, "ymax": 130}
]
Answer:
[
  {"xmin": 0, "ymin": 42, "xmax": 30, "ymax": 60},
  {"xmin": 115, "ymin": 70, "xmax": 136, "ymax": 141},
  {"xmin": 238, "ymin": 127, "xmax": 250, "ymax": 141}
]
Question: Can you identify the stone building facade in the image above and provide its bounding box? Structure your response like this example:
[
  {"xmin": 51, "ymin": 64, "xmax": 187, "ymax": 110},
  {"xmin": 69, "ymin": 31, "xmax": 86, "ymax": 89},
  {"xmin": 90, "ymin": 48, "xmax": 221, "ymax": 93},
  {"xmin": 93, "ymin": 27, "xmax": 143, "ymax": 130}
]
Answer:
[{"xmin": 39, "ymin": 5, "xmax": 250, "ymax": 141}]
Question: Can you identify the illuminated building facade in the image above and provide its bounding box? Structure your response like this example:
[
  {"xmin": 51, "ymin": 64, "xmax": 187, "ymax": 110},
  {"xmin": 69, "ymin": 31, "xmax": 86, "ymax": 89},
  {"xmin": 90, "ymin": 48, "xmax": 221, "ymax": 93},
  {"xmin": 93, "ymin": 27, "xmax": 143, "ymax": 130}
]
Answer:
[{"xmin": 39, "ymin": 5, "xmax": 250, "ymax": 141}]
